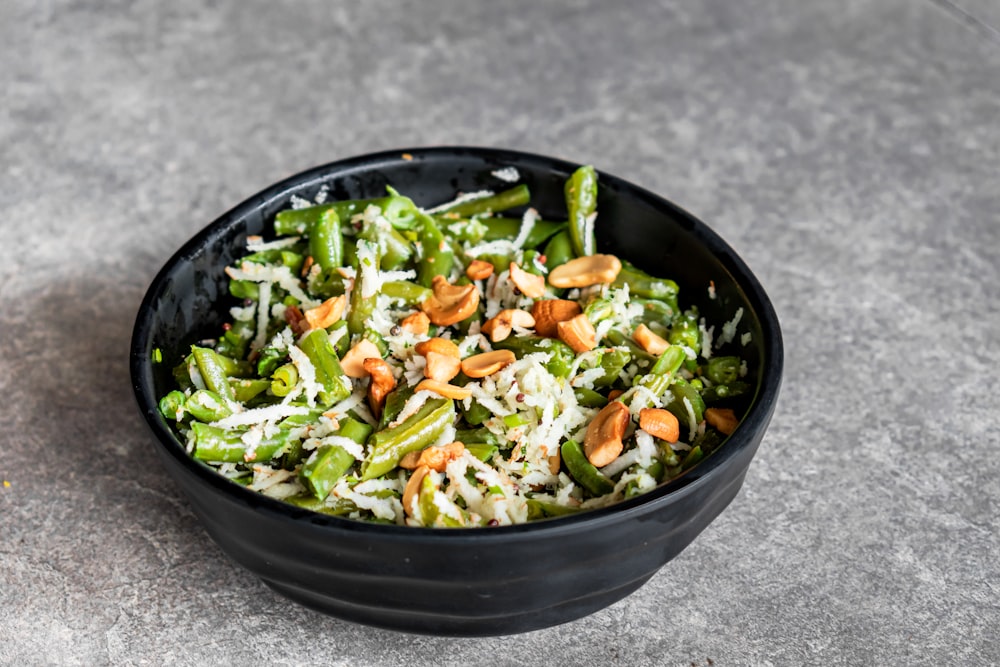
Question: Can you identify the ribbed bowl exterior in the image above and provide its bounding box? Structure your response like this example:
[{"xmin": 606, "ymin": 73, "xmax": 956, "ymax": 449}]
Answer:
[{"xmin": 131, "ymin": 147, "xmax": 783, "ymax": 635}]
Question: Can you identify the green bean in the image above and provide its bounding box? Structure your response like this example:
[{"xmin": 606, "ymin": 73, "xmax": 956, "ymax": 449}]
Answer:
[
  {"xmin": 460, "ymin": 399, "xmax": 492, "ymax": 426},
  {"xmin": 629, "ymin": 345, "xmax": 687, "ymax": 410},
  {"xmin": 361, "ymin": 398, "xmax": 455, "ymax": 480},
  {"xmin": 668, "ymin": 310, "xmax": 701, "ymax": 354},
  {"xmin": 348, "ymin": 239, "xmax": 381, "ymax": 337},
  {"xmin": 216, "ymin": 318, "xmax": 254, "ymax": 360},
  {"xmin": 478, "ymin": 253, "xmax": 512, "ymax": 274},
  {"xmin": 191, "ymin": 347, "xmax": 236, "ymax": 404},
  {"xmin": 230, "ymin": 378, "xmax": 270, "ymax": 403},
  {"xmin": 526, "ymin": 498, "xmax": 582, "ymax": 520},
  {"xmin": 573, "ymin": 387, "xmax": 608, "ymax": 408},
  {"xmin": 312, "ymin": 450, "xmax": 363, "ymax": 496},
  {"xmin": 680, "ymin": 445, "xmax": 703, "ymax": 471},
  {"xmin": 587, "ymin": 347, "xmax": 631, "ymax": 388},
  {"xmin": 700, "ymin": 381, "xmax": 750, "ymax": 402},
  {"xmin": 464, "ymin": 443, "xmax": 499, "ymax": 463},
  {"xmin": 359, "ymin": 219, "xmax": 413, "ymax": 271},
  {"xmin": 613, "ymin": 261, "xmax": 680, "ymax": 311},
  {"xmin": 309, "ymin": 207, "xmax": 343, "ymax": 271},
  {"xmin": 455, "ymin": 427, "xmax": 502, "ymax": 447},
  {"xmin": 415, "ymin": 212, "xmax": 454, "ymax": 286},
  {"xmin": 382, "ymin": 280, "xmax": 432, "ymax": 305},
  {"xmin": 285, "ymin": 494, "xmax": 359, "ymax": 516},
  {"xmin": 560, "ymin": 439, "xmax": 615, "ymax": 496},
  {"xmin": 705, "ymin": 356, "xmax": 741, "ymax": 385},
  {"xmin": 481, "ymin": 217, "xmax": 566, "ymax": 248},
  {"xmin": 297, "ymin": 328, "xmax": 351, "ymax": 406},
  {"xmin": 624, "ymin": 459, "xmax": 664, "ymax": 499},
  {"xmin": 191, "ymin": 422, "xmax": 291, "ymax": 463},
  {"xmin": 543, "ymin": 229, "xmax": 574, "ymax": 271},
  {"xmin": 436, "ymin": 185, "xmax": 530, "ymax": 218},
  {"xmin": 158, "ymin": 390, "xmax": 187, "ymax": 421},
  {"xmin": 493, "ymin": 336, "xmax": 575, "ymax": 378},
  {"xmin": 269, "ymin": 363, "xmax": 298, "ymax": 397},
  {"xmin": 664, "ymin": 378, "xmax": 706, "ymax": 430},
  {"xmin": 565, "ymin": 165, "xmax": 598, "ymax": 257},
  {"xmin": 634, "ymin": 298, "xmax": 675, "ymax": 329},
  {"xmin": 329, "ymin": 320, "xmax": 350, "ymax": 357},
  {"xmin": 378, "ymin": 384, "xmax": 415, "ymax": 430},
  {"xmin": 604, "ymin": 329, "xmax": 656, "ymax": 367},
  {"xmin": 437, "ymin": 217, "xmax": 488, "ymax": 243},
  {"xmin": 273, "ymin": 195, "xmax": 423, "ymax": 236}
]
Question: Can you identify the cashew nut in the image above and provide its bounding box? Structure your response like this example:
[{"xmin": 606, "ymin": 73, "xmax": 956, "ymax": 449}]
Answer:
[
  {"xmin": 420, "ymin": 275, "xmax": 480, "ymax": 326},
  {"xmin": 415, "ymin": 337, "xmax": 461, "ymax": 359},
  {"xmin": 364, "ymin": 357, "xmax": 397, "ymax": 420},
  {"xmin": 340, "ymin": 339, "xmax": 382, "ymax": 378},
  {"xmin": 531, "ymin": 299, "xmax": 582, "ymax": 338},
  {"xmin": 481, "ymin": 309, "xmax": 536, "ymax": 342},
  {"xmin": 402, "ymin": 465, "xmax": 431, "ymax": 517},
  {"xmin": 303, "ymin": 294, "xmax": 347, "ymax": 331},
  {"xmin": 547, "ymin": 254, "xmax": 622, "ymax": 288},
  {"xmin": 584, "ymin": 400, "xmax": 630, "ymax": 467},
  {"xmin": 423, "ymin": 350, "xmax": 462, "ymax": 383}
]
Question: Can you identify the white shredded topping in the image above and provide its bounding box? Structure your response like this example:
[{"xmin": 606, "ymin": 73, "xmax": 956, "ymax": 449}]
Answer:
[
  {"xmin": 211, "ymin": 404, "xmax": 311, "ymax": 429},
  {"xmin": 491, "ymin": 166, "xmax": 520, "ymax": 182}
]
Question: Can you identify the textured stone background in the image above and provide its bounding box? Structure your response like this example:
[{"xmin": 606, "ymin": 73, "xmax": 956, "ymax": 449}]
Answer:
[{"xmin": 2, "ymin": 0, "xmax": 998, "ymax": 664}]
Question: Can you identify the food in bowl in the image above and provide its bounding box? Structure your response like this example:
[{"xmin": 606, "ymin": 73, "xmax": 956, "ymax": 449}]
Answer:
[{"xmin": 155, "ymin": 165, "xmax": 752, "ymax": 527}]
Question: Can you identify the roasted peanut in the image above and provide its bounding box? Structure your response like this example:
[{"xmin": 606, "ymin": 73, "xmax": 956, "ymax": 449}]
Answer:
[
  {"xmin": 638, "ymin": 407, "xmax": 680, "ymax": 443},
  {"xmin": 509, "ymin": 262, "xmax": 546, "ymax": 298},
  {"xmin": 632, "ymin": 323, "xmax": 669, "ymax": 356},
  {"xmin": 481, "ymin": 309, "xmax": 535, "ymax": 343},
  {"xmin": 548, "ymin": 254, "xmax": 622, "ymax": 288},
  {"xmin": 465, "ymin": 259, "xmax": 494, "ymax": 281},
  {"xmin": 402, "ymin": 465, "xmax": 431, "ymax": 517},
  {"xmin": 415, "ymin": 378, "xmax": 472, "ymax": 400},
  {"xmin": 400, "ymin": 311, "xmax": 430, "ymax": 335},
  {"xmin": 705, "ymin": 407, "xmax": 739, "ymax": 435},
  {"xmin": 584, "ymin": 400, "xmax": 630, "ymax": 467},
  {"xmin": 415, "ymin": 337, "xmax": 461, "ymax": 359},
  {"xmin": 460, "ymin": 350, "xmax": 516, "ymax": 378},
  {"xmin": 556, "ymin": 313, "xmax": 597, "ymax": 353},
  {"xmin": 424, "ymin": 350, "xmax": 462, "ymax": 382}
]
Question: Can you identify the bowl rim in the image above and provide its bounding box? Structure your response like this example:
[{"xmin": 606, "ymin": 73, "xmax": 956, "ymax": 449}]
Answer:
[{"xmin": 129, "ymin": 145, "xmax": 783, "ymax": 541}]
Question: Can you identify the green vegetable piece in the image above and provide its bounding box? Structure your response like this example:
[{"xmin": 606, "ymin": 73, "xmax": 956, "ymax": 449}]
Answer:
[
  {"xmin": 361, "ymin": 398, "xmax": 455, "ymax": 480},
  {"xmin": 310, "ymin": 207, "xmax": 343, "ymax": 271},
  {"xmin": 158, "ymin": 390, "xmax": 186, "ymax": 421},
  {"xmin": 560, "ymin": 439, "xmax": 615, "ymax": 496},
  {"xmin": 543, "ymin": 229, "xmax": 574, "ymax": 271},
  {"xmin": 493, "ymin": 336, "xmax": 575, "ymax": 378},
  {"xmin": 270, "ymin": 363, "xmax": 299, "ymax": 397},
  {"xmin": 613, "ymin": 261, "xmax": 680, "ymax": 311},
  {"xmin": 185, "ymin": 390, "xmax": 235, "ymax": 423},
  {"xmin": 668, "ymin": 310, "xmax": 701, "ymax": 355},
  {"xmin": 482, "ymin": 217, "xmax": 566, "ymax": 249},
  {"xmin": 464, "ymin": 443, "xmax": 499, "ymax": 462},
  {"xmin": 665, "ymin": 378, "xmax": 706, "ymax": 430},
  {"xmin": 382, "ymin": 280, "xmax": 432, "ymax": 305},
  {"xmin": 297, "ymin": 328, "xmax": 351, "ymax": 406},
  {"xmin": 460, "ymin": 399, "xmax": 492, "ymax": 426},
  {"xmin": 573, "ymin": 387, "xmax": 609, "ymax": 408},
  {"xmin": 300, "ymin": 445, "xmax": 355, "ymax": 501},
  {"xmin": 437, "ymin": 185, "xmax": 531, "ymax": 218},
  {"xmin": 348, "ymin": 239, "xmax": 382, "ymax": 337},
  {"xmin": 191, "ymin": 422, "xmax": 290, "ymax": 463},
  {"xmin": 705, "ymin": 356, "xmax": 742, "ymax": 385},
  {"xmin": 191, "ymin": 346, "xmax": 236, "ymax": 404},
  {"xmin": 565, "ymin": 165, "xmax": 598, "ymax": 257},
  {"xmin": 680, "ymin": 445, "xmax": 703, "ymax": 471},
  {"xmin": 526, "ymin": 498, "xmax": 582, "ymax": 520},
  {"xmin": 415, "ymin": 212, "xmax": 454, "ymax": 287},
  {"xmin": 230, "ymin": 378, "xmax": 270, "ymax": 403},
  {"xmin": 701, "ymin": 381, "xmax": 751, "ymax": 402}
]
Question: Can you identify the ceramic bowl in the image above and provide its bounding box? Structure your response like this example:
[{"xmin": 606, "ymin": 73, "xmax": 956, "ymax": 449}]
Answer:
[{"xmin": 130, "ymin": 146, "xmax": 782, "ymax": 635}]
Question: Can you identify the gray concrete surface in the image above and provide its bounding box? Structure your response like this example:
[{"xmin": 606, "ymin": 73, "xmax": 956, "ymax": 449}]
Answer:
[{"xmin": 2, "ymin": 0, "xmax": 998, "ymax": 664}]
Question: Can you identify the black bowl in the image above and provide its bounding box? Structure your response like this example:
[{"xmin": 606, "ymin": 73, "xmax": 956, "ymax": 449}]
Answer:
[{"xmin": 130, "ymin": 146, "xmax": 782, "ymax": 635}]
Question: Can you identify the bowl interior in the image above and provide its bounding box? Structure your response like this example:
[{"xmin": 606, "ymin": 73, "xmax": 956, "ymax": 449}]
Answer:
[{"xmin": 131, "ymin": 146, "xmax": 782, "ymax": 531}]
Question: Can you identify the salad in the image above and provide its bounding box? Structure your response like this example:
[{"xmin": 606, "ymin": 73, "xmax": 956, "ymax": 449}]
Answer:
[{"xmin": 157, "ymin": 165, "xmax": 751, "ymax": 527}]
